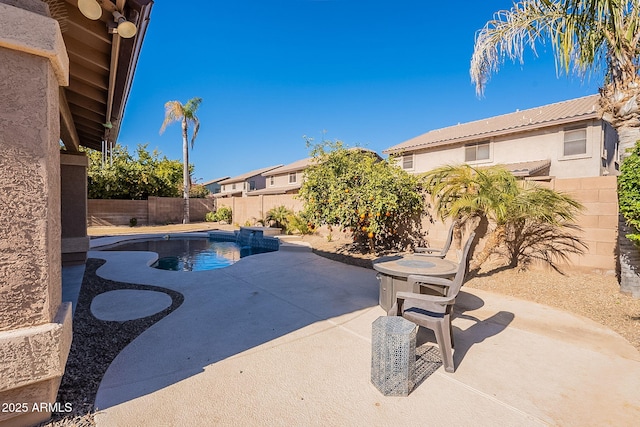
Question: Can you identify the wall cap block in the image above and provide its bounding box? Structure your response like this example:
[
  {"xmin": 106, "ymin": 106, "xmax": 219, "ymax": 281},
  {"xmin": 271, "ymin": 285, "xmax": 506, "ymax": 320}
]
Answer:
[{"xmin": 0, "ymin": 2, "xmax": 69, "ymax": 86}]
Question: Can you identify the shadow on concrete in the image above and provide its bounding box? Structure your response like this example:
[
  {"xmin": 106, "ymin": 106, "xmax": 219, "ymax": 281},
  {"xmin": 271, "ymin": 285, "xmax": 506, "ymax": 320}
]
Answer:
[
  {"xmin": 81, "ymin": 250, "xmax": 381, "ymax": 411},
  {"xmin": 451, "ymin": 311, "xmax": 515, "ymax": 370},
  {"xmin": 410, "ymin": 290, "xmax": 514, "ymax": 380}
]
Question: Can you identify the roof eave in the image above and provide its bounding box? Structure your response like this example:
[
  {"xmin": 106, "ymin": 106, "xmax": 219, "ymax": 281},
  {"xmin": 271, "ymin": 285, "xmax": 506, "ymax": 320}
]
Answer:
[{"xmin": 384, "ymin": 112, "xmax": 601, "ymax": 155}]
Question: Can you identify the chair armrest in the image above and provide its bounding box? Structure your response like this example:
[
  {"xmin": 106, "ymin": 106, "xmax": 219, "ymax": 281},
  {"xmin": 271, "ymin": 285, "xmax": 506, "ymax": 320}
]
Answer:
[
  {"xmin": 396, "ymin": 292, "xmax": 455, "ymax": 306},
  {"xmin": 407, "ymin": 274, "xmax": 453, "ymax": 289}
]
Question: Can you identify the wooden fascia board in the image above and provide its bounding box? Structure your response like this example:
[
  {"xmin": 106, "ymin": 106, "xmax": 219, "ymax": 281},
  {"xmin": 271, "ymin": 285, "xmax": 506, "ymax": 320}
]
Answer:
[{"xmin": 59, "ymin": 88, "xmax": 81, "ymax": 152}]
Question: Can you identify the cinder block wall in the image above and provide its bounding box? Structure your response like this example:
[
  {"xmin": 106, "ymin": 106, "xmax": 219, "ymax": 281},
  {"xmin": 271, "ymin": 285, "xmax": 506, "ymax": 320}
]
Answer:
[
  {"xmin": 551, "ymin": 176, "xmax": 618, "ymax": 272},
  {"xmin": 216, "ymin": 194, "xmax": 304, "ymax": 225},
  {"xmin": 88, "ymin": 197, "xmax": 215, "ymax": 226}
]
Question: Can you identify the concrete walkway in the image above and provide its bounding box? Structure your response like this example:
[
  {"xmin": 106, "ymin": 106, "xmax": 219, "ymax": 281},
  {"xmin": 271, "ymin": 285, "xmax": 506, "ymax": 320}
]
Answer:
[{"xmin": 69, "ymin": 235, "xmax": 640, "ymax": 427}]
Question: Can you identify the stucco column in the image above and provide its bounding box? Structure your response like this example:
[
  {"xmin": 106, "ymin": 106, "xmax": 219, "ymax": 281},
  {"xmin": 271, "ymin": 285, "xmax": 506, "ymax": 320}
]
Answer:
[
  {"xmin": 0, "ymin": 1, "xmax": 72, "ymax": 426},
  {"xmin": 61, "ymin": 152, "xmax": 89, "ymax": 266}
]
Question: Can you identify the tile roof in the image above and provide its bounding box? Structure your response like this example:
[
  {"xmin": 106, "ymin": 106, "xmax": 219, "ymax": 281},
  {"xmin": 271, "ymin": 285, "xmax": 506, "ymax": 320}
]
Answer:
[
  {"xmin": 202, "ymin": 176, "xmax": 230, "ymax": 185},
  {"xmin": 262, "ymin": 158, "xmax": 314, "ymax": 176},
  {"xmin": 501, "ymin": 159, "xmax": 551, "ymax": 177},
  {"xmin": 218, "ymin": 165, "xmax": 284, "ymax": 184},
  {"xmin": 384, "ymin": 95, "xmax": 601, "ymax": 154}
]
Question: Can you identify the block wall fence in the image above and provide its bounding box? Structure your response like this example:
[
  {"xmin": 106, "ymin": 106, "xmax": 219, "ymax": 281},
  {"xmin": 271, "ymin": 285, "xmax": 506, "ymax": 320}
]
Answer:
[
  {"xmin": 88, "ymin": 197, "xmax": 216, "ymax": 226},
  {"xmin": 87, "ymin": 176, "xmax": 619, "ymax": 272},
  {"xmin": 424, "ymin": 176, "xmax": 618, "ymax": 273}
]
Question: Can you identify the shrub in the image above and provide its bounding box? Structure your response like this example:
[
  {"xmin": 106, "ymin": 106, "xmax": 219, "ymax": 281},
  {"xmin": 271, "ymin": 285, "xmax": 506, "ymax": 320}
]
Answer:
[
  {"xmin": 619, "ymin": 140, "xmax": 640, "ymax": 246},
  {"xmin": 266, "ymin": 206, "xmax": 294, "ymax": 232},
  {"xmin": 214, "ymin": 206, "xmax": 233, "ymax": 223},
  {"xmin": 298, "ymin": 140, "xmax": 427, "ymax": 252},
  {"xmin": 287, "ymin": 212, "xmax": 315, "ymax": 235},
  {"xmin": 205, "ymin": 211, "xmax": 216, "ymax": 222},
  {"xmin": 189, "ymin": 184, "xmax": 210, "ymax": 198},
  {"xmin": 129, "ymin": 217, "xmax": 137, "ymax": 227}
]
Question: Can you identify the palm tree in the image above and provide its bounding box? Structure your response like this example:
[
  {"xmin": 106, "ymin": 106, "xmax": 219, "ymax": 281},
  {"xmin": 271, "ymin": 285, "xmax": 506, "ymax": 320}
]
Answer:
[
  {"xmin": 470, "ymin": 0, "xmax": 640, "ymax": 293},
  {"xmin": 266, "ymin": 205, "xmax": 293, "ymax": 232},
  {"xmin": 423, "ymin": 164, "xmax": 584, "ymax": 271},
  {"xmin": 160, "ymin": 97, "xmax": 202, "ymax": 224}
]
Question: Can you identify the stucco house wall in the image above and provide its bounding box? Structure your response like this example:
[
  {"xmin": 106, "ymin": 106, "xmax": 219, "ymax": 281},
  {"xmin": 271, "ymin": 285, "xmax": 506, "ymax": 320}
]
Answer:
[
  {"xmin": 217, "ymin": 165, "xmax": 282, "ymax": 197},
  {"xmin": 387, "ymin": 95, "xmax": 619, "ymax": 180},
  {"xmin": 265, "ymin": 169, "xmax": 303, "ymax": 190}
]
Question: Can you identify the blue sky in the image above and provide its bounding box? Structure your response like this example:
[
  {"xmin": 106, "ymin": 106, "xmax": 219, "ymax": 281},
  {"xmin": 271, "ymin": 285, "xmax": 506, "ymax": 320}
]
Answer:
[{"xmin": 117, "ymin": 0, "xmax": 601, "ymax": 182}]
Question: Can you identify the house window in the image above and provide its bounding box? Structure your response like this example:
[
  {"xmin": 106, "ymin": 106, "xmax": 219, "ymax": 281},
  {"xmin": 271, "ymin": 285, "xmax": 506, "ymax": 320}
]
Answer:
[
  {"xmin": 465, "ymin": 141, "xmax": 490, "ymax": 162},
  {"xmin": 563, "ymin": 128, "xmax": 587, "ymax": 156},
  {"xmin": 289, "ymin": 172, "xmax": 297, "ymax": 184},
  {"xmin": 269, "ymin": 176, "xmax": 274, "ymax": 186},
  {"xmin": 249, "ymin": 180, "xmax": 256, "ymax": 191},
  {"xmin": 402, "ymin": 154, "xmax": 414, "ymax": 170},
  {"xmin": 232, "ymin": 183, "xmax": 236, "ymax": 190}
]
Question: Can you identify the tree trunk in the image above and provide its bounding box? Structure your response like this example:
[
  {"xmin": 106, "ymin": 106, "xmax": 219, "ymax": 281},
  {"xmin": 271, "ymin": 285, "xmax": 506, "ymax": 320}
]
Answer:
[
  {"xmin": 618, "ymin": 214, "xmax": 640, "ymax": 297},
  {"xmin": 182, "ymin": 118, "xmax": 190, "ymax": 224},
  {"xmin": 616, "ymin": 124, "xmax": 640, "ymax": 297},
  {"xmin": 470, "ymin": 223, "xmax": 505, "ymax": 271}
]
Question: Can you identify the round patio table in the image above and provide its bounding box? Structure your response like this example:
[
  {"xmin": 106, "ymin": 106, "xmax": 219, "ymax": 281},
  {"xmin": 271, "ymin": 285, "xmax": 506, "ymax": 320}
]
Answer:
[{"xmin": 372, "ymin": 254, "xmax": 458, "ymax": 312}]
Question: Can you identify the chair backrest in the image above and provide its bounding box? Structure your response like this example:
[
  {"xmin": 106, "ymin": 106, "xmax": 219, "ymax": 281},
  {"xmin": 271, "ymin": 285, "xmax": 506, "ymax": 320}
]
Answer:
[
  {"xmin": 444, "ymin": 232, "xmax": 475, "ymax": 298},
  {"xmin": 435, "ymin": 220, "xmax": 457, "ymax": 257}
]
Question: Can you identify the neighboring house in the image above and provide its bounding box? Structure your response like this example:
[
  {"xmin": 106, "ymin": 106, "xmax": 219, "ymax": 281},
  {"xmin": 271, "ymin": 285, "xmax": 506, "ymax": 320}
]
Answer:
[
  {"xmin": 252, "ymin": 157, "xmax": 314, "ymax": 195},
  {"xmin": 215, "ymin": 165, "xmax": 283, "ymax": 197},
  {"xmin": 202, "ymin": 176, "xmax": 230, "ymax": 194},
  {"xmin": 384, "ymin": 95, "xmax": 619, "ymax": 179}
]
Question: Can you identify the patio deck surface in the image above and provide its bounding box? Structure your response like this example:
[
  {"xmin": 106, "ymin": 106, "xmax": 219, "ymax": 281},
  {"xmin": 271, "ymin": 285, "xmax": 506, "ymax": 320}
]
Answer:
[{"xmin": 64, "ymin": 232, "xmax": 640, "ymax": 426}]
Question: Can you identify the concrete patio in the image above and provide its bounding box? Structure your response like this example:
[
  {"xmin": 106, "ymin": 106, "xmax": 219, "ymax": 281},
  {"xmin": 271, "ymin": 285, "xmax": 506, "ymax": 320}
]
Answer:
[{"xmin": 62, "ymin": 235, "xmax": 640, "ymax": 426}]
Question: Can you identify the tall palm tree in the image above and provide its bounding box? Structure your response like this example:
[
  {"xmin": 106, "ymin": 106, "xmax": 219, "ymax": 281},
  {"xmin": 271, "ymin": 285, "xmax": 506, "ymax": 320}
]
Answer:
[
  {"xmin": 160, "ymin": 97, "xmax": 202, "ymax": 224},
  {"xmin": 470, "ymin": 0, "xmax": 640, "ymax": 294}
]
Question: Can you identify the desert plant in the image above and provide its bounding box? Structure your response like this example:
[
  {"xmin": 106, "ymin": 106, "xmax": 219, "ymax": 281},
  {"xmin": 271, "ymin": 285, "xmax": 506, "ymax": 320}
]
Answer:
[
  {"xmin": 423, "ymin": 164, "xmax": 585, "ymax": 271},
  {"xmin": 266, "ymin": 205, "xmax": 294, "ymax": 232}
]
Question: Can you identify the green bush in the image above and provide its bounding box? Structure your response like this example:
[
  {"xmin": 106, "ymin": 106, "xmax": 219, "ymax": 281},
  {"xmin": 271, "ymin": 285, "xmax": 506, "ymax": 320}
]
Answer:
[
  {"xmin": 189, "ymin": 184, "xmax": 210, "ymax": 198},
  {"xmin": 619, "ymin": 140, "xmax": 640, "ymax": 245},
  {"xmin": 266, "ymin": 205, "xmax": 294, "ymax": 232},
  {"xmin": 286, "ymin": 212, "xmax": 315, "ymax": 235},
  {"xmin": 214, "ymin": 206, "xmax": 233, "ymax": 223},
  {"xmin": 298, "ymin": 140, "xmax": 426, "ymax": 252},
  {"xmin": 205, "ymin": 211, "xmax": 216, "ymax": 222}
]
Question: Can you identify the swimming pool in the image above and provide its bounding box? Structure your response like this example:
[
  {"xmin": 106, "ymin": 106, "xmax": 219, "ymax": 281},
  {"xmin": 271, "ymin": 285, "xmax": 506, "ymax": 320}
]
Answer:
[{"xmin": 103, "ymin": 237, "xmax": 276, "ymax": 271}]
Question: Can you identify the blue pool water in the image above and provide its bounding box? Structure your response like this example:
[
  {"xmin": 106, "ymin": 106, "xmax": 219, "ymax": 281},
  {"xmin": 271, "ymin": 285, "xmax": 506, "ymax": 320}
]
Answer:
[{"xmin": 103, "ymin": 238, "xmax": 275, "ymax": 271}]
